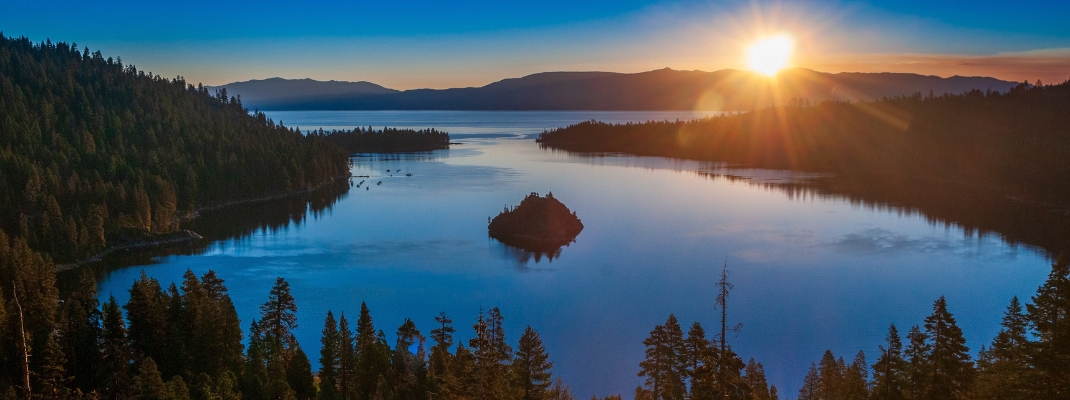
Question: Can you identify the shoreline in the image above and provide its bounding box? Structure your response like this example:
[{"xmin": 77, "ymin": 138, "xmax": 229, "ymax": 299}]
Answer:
[{"xmin": 54, "ymin": 173, "xmax": 350, "ymax": 272}]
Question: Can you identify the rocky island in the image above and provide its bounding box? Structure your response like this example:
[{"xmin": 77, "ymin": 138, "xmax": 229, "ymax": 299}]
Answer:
[{"xmin": 488, "ymin": 192, "xmax": 584, "ymax": 254}]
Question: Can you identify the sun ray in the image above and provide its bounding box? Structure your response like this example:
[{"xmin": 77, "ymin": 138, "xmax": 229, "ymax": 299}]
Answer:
[{"xmin": 748, "ymin": 35, "xmax": 793, "ymax": 76}]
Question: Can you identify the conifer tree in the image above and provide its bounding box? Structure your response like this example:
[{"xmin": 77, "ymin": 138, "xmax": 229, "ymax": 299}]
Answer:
[
  {"xmin": 320, "ymin": 311, "xmax": 341, "ymax": 400},
  {"xmin": 843, "ymin": 351, "xmax": 869, "ymax": 400},
  {"xmin": 902, "ymin": 325, "xmax": 930, "ymax": 400},
  {"xmin": 428, "ymin": 312, "xmax": 457, "ymax": 399},
  {"xmin": 101, "ymin": 296, "xmax": 133, "ymax": 400},
  {"xmin": 198, "ymin": 270, "xmax": 245, "ymax": 376},
  {"xmin": 339, "ymin": 312, "xmax": 356, "ymax": 400},
  {"xmin": 133, "ymin": 358, "xmax": 169, "ymax": 400},
  {"xmin": 453, "ymin": 343, "xmax": 478, "ymax": 398},
  {"xmin": 742, "ymin": 359, "xmax": 772, "ymax": 400},
  {"xmin": 816, "ymin": 350, "xmax": 843, "ymax": 400},
  {"xmin": 125, "ymin": 271, "xmax": 168, "ymax": 366},
  {"xmin": 260, "ymin": 277, "xmax": 299, "ymax": 355},
  {"xmin": 1025, "ymin": 257, "xmax": 1070, "ymax": 398},
  {"xmin": 973, "ymin": 297, "xmax": 1034, "ymax": 399},
  {"xmin": 923, "ymin": 297, "xmax": 973, "ymax": 400},
  {"xmin": 354, "ymin": 303, "xmax": 390, "ymax": 400},
  {"xmin": 513, "ymin": 326, "xmax": 554, "ymax": 400},
  {"xmin": 392, "ymin": 318, "xmax": 426, "ymax": 400},
  {"xmin": 287, "ymin": 346, "xmax": 316, "ymax": 400},
  {"xmin": 798, "ymin": 363, "xmax": 819, "ymax": 400},
  {"xmin": 660, "ymin": 315, "xmax": 686, "ymax": 400},
  {"xmin": 33, "ymin": 333, "xmax": 69, "ymax": 399},
  {"xmin": 871, "ymin": 325, "xmax": 905, "ymax": 400},
  {"xmin": 57, "ymin": 270, "xmax": 102, "ymax": 394},
  {"xmin": 683, "ymin": 322, "xmax": 710, "ymax": 382}
]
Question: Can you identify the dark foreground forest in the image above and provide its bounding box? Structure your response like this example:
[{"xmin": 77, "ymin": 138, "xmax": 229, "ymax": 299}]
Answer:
[
  {"xmin": 537, "ymin": 81, "xmax": 1070, "ymax": 254},
  {"xmin": 2, "ymin": 248, "xmax": 1068, "ymax": 399}
]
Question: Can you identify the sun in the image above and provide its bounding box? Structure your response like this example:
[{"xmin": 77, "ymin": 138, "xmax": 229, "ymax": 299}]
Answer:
[{"xmin": 747, "ymin": 36, "xmax": 793, "ymax": 76}]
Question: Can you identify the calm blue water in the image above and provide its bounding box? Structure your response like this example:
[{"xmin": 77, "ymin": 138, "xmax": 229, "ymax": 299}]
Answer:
[{"xmin": 96, "ymin": 111, "xmax": 1052, "ymax": 398}]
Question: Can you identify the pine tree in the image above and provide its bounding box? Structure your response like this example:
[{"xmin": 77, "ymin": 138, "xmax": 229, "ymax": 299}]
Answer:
[
  {"xmin": 683, "ymin": 322, "xmax": 710, "ymax": 383},
  {"xmin": 1025, "ymin": 257, "xmax": 1070, "ymax": 398},
  {"xmin": 902, "ymin": 325, "xmax": 930, "ymax": 400},
  {"xmin": 660, "ymin": 315, "xmax": 686, "ymax": 400},
  {"xmin": 33, "ymin": 333, "xmax": 69, "ymax": 399},
  {"xmin": 57, "ymin": 270, "xmax": 102, "ymax": 394},
  {"xmin": 354, "ymin": 304, "xmax": 390, "ymax": 400},
  {"xmin": 742, "ymin": 359, "xmax": 771, "ymax": 400},
  {"xmin": 923, "ymin": 297, "xmax": 973, "ymax": 400},
  {"xmin": 319, "ymin": 311, "xmax": 341, "ymax": 400},
  {"xmin": 638, "ymin": 323, "xmax": 669, "ymax": 400},
  {"xmin": 339, "ymin": 312, "xmax": 356, "ymax": 400},
  {"xmin": 816, "ymin": 350, "xmax": 843, "ymax": 400},
  {"xmin": 973, "ymin": 297, "xmax": 1034, "ymax": 399},
  {"xmin": 287, "ymin": 346, "xmax": 316, "ymax": 400},
  {"xmin": 843, "ymin": 351, "xmax": 869, "ymax": 400},
  {"xmin": 453, "ymin": 343, "xmax": 478, "ymax": 398},
  {"xmin": 392, "ymin": 318, "xmax": 426, "ymax": 400},
  {"xmin": 871, "ymin": 325, "xmax": 905, "ymax": 400},
  {"xmin": 125, "ymin": 271, "xmax": 168, "ymax": 366},
  {"xmin": 101, "ymin": 296, "xmax": 134, "ymax": 399},
  {"xmin": 428, "ymin": 312, "xmax": 457, "ymax": 400},
  {"xmin": 798, "ymin": 363, "xmax": 819, "ymax": 400},
  {"xmin": 513, "ymin": 326, "xmax": 554, "ymax": 400},
  {"xmin": 431, "ymin": 312, "xmax": 456, "ymax": 349},
  {"xmin": 198, "ymin": 270, "xmax": 245, "ymax": 376},
  {"xmin": 133, "ymin": 358, "xmax": 169, "ymax": 400},
  {"xmin": 260, "ymin": 277, "xmax": 299, "ymax": 355}
]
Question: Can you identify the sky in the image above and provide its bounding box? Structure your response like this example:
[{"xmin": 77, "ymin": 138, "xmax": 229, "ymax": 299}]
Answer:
[{"xmin": 3, "ymin": 0, "xmax": 1068, "ymax": 89}]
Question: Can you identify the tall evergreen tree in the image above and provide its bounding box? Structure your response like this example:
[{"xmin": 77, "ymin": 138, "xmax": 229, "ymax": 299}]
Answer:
[
  {"xmin": 101, "ymin": 296, "xmax": 134, "ymax": 400},
  {"xmin": 816, "ymin": 350, "xmax": 843, "ymax": 400},
  {"xmin": 354, "ymin": 303, "xmax": 389, "ymax": 400},
  {"xmin": 287, "ymin": 346, "xmax": 316, "ymax": 400},
  {"xmin": 56, "ymin": 270, "xmax": 102, "ymax": 394},
  {"xmin": 742, "ymin": 359, "xmax": 772, "ymax": 400},
  {"xmin": 902, "ymin": 325, "xmax": 930, "ymax": 400},
  {"xmin": 392, "ymin": 318, "xmax": 426, "ymax": 400},
  {"xmin": 125, "ymin": 271, "xmax": 168, "ymax": 366},
  {"xmin": 512, "ymin": 326, "xmax": 554, "ymax": 400},
  {"xmin": 1025, "ymin": 257, "xmax": 1070, "ymax": 398},
  {"xmin": 843, "ymin": 351, "xmax": 869, "ymax": 400},
  {"xmin": 973, "ymin": 297, "xmax": 1034, "ymax": 399},
  {"xmin": 798, "ymin": 364, "xmax": 819, "ymax": 400},
  {"xmin": 319, "ymin": 311, "xmax": 341, "ymax": 400},
  {"xmin": 682, "ymin": 322, "xmax": 711, "ymax": 384},
  {"xmin": 428, "ymin": 312, "xmax": 457, "ymax": 400},
  {"xmin": 339, "ymin": 312, "xmax": 356, "ymax": 400},
  {"xmin": 871, "ymin": 325, "xmax": 905, "ymax": 400},
  {"xmin": 922, "ymin": 297, "xmax": 973, "ymax": 400},
  {"xmin": 260, "ymin": 277, "xmax": 299, "ymax": 355}
]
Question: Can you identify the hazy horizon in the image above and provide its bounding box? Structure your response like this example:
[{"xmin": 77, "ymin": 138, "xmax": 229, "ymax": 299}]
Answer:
[{"xmin": 4, "ymin": 0, "xmax": 1068, "ymax": 89}]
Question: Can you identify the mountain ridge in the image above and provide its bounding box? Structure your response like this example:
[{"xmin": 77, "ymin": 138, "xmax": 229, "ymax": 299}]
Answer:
[{"xmin": 214, "ymin": 68, "xmax": 1018, "ymax": 111}]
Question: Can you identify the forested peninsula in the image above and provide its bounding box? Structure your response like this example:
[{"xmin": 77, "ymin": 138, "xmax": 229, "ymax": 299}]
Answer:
[
  {"xmin": 322, "ymin": 127, "xmax": 450, "ymax": 153},
  {"xmin": 538, "ymin": 80, "xmax": 1070, "ymax": 254},
  {"xmin": 0, "ymin": 34, "xmax": 352, "ymax": 264}
]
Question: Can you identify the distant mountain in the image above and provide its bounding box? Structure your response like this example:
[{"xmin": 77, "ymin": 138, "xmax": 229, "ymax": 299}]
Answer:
[
  {"xmin": 208, "ymin": 77, "xmax": 398, "ymax": 109},
  {"xmin": 216, "ymin": 69, "xmax": 1018, "ymax": 111}
]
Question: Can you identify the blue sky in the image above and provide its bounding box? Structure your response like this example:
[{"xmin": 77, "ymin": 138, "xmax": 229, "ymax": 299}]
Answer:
[{"xmin": 3, "ymin": 0, "xmax": 1068, "ymax": 88}]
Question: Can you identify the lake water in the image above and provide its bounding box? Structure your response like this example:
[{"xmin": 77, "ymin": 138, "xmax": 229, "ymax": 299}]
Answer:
[{"xmin": 93, "ymin": 111, "xmax": 1053, "ymax": 398}]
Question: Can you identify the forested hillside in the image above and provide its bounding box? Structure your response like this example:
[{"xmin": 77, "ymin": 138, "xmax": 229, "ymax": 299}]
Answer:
[
  {"xmin": 0, "ymin": 34, "xmax": 350, "ymax": 262},
  {"xmin": 537, "ymin": 80, "xmax": 1070, "ymax": 253}
]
